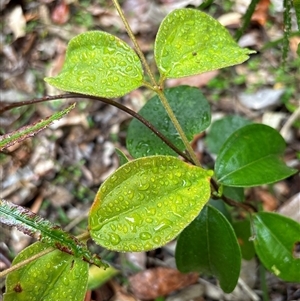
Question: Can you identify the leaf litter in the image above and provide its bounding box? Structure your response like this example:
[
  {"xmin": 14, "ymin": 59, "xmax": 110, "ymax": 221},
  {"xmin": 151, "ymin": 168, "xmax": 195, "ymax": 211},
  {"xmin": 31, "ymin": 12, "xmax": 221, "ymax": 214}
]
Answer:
[{"xmin": 0, "ymin": 0, "xmax": 299, "ymax": 300}]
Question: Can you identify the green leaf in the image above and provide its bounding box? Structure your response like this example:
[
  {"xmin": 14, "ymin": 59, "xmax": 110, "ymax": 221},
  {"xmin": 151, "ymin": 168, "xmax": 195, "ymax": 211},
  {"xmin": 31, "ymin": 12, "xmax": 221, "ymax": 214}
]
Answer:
[
  {"xmin": 87, "ymin": 266, "xmax": 119, "ymax": 290},
  {"xmin": 293, "ymin": 0, "xmax": 300, "ymax": 31},
  {"xmin": 115, "ymin": 148, "xmax": 129, "ymax": 166},
  {"xmin": 89, "ymin": 156, "xmax": 213, "ymax": 252},
  {"xmin": 208, "ymin": 199, "xmax": 232, "ymax": 222},
  {"xmin": 253, "ymin": 212, "xmax": 300, "ymax": 282},
  {"xmin": 0, "ymin": 199, "xmax": 107, "ymax": 268},
  {"xmin": 154, "ymin": 8, "xmax": 255, "ymax": 80},
  {"xmin": 4, "ymin": 242, "xmax": 88, "ymax": 301},
  {"xmin": 215, "ymin": 124, "xmax": 297, "ymax": 187},
  {"xmin": 45, "ymin": 31, "xmax": 144, "ymax": 98},
  {"xmin": 232, "ymin": 220, "xmax": 255, "ymax": 260},
  {"xmin": 0, "ymin": 103, "xmax": 75, "ymax": 151},
  {"xmin": 223, "ymin": 186, "xmax": 245, "ymax": 202},
  {"xmin": 126, "ymin": 86, "xmax": 211, "ymax": 158},
  {"xmin": 205, "ymin": 115, "xmax": 252, "ymax": 155},
  {"xmin": 175, "ymin": 205, "xmax": 241, "ymax": 293}
]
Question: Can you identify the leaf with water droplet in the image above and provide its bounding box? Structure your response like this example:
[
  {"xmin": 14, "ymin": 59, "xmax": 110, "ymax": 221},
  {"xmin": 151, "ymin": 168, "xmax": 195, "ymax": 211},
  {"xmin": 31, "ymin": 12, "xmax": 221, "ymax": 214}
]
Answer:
[
  {"xmin": 4, "ymin": 242, "xmax": 88, "ymax": 301},
  {"xmin": 0, "ymin": 199, "xmax": 107, "ymax": 268},
  {"xmin": 89, "ymin": 156, "xmax": 213, "ymax": 252},
  {"xmin": 155, "ymin": 8, "xmax": 255, "ymax": 80},
  {"xmin": 45, "ymin": 31, "xmax": 144, "ymax": 98},
  {"xmin": 126, "ymin": 86, "xmax": 211, "ymax": 158}
]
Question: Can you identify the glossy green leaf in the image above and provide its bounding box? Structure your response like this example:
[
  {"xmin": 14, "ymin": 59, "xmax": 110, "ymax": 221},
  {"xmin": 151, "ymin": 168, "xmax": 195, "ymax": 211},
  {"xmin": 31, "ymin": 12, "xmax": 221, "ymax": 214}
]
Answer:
[
  {"xmin": 253, "ymin": 212, "xmax": 300, "ymax": 282},
  {"xmin": 175, "ymin": 205, "xmax": 241, "ymax": 293},
  {"xmin": 0, "ymin": 103, "xmax": 75, "ymax": 151},
  {"xmin": 215, "ymin": 124, "xmax": 297, "ymax": 187},
  {"xmin": 205, "ymin": 115, "xmax": 252, "ymax": 155},
  {"xmin": 126, "ymin": 86, "xmax": 211, "ymax": 158},
  {"xmin": 154, "ymin": 8, "xmax": 255, "ymax": 80},
  {"xmin": 4, "ymin": 242, "xmax": 88, "ymax": 301},
  {"xmin": 232, "ymin": 220, "xmax": 255, "ymax": 260},
  {"xmin": 223, "ymin": 186, "xmax": 245, "ymax": 202},
  {"xmin": 0, "ymin": 199, "xmax": 106, "ymax": 268},
  {"xmin": 45, "ymin": 31, "xmax": 144, "ymax": 98},
  {"xmin": 89, "ymin": 156, "xmax": 213, "ymax": 252},
  {"xmin": 208, "ymin": 199, "xmax": 232, "ymax": 222}
]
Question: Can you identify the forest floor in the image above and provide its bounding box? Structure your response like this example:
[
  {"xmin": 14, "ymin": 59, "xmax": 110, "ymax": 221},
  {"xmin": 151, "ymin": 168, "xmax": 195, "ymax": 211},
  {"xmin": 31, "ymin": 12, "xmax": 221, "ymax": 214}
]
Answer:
[{"xmin": 1, "ymin": 0, "xmax": 300, "ymax": 300}]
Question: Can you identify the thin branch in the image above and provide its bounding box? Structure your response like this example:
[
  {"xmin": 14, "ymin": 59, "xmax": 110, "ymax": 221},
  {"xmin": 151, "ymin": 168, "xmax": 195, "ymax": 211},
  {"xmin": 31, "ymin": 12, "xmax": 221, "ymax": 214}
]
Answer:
[
  {"xmin": 210, "ymin": 178, "xmax": 257, "ymax": 213},
  {"xmin": 1, "ymin": 93, "xmax": 192, "ymax": 162},
  {"xmin": 0, "ymin": 247, "xmax": 54, "ymax": 278}
]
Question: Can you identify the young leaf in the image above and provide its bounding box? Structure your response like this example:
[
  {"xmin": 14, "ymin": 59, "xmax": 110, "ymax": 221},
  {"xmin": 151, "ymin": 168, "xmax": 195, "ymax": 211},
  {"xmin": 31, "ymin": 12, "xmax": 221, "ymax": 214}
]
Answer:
[
  {"xmin": 0, "ymin": 103, "xmax": 75, "ymax": 151},
  {"xmin": 154, "ymin": 8, "xmax": 255, "ymax": 80},
  {"xmin": 4, "ymin": 242, "xmax": 88, "ymax": 301},
  {"xmin": 89, "ymin": 156, "xmax": 213, "ymax": 252},
  {"xmin": 215, "ymin": 124, "xmax": 297, "ymax": 187},
  {"xmin": 0, "ymin": 199, "xmax": 107, "ymax": 268},
  {"xmin": 175, "ymin": 205, "xmax": 241, "ymax": 293},
  {"xmin": 205, "ymin": 115, "xmax": 252, "ymax": 155},
  {"xmin": 232, "ymin": 220, "xmax": 255, "ymax": 260},
  {"xmin": 253, "ymin": 212, "xmax": 300, "ymax": 282},
  {"xmin": 126, "ymin": 86, "xmax": 211, "ymax": 158},
  {"xmin": 45, "ymin": 31, "xmax": 144, "ymax": 98}
]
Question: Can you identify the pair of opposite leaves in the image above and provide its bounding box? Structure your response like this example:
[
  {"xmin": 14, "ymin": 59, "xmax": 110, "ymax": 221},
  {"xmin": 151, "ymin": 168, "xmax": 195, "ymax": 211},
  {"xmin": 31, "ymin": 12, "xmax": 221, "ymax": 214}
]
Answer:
[{"xmin": 45, "ymin": 8, "xmax": 255, "ymax": 98}]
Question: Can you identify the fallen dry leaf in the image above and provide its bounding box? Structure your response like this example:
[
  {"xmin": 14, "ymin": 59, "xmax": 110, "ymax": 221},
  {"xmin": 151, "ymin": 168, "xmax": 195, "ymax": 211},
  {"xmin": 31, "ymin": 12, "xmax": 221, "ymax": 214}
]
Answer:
[
  {"xmin": 277, "ymin": 193, "xmax": 300, "ymax": 223},
  {"xmin": 166, "ymin": 71, "xmax": 219, "ymax": 88},
  {"xmin": 129, "ymin": 267, "xmax": 198, "ymax": 300},
  {"xmin": 7, "ymin": 5, "xmax": 26, "ymax": 40},
  {"xmin": 51, "ymin": 1, "xmax": 70, "ymax": 24},
  {"xmin": 256, "ymin": 188, "xmax": 278, "ymax": 211},
  {"xmin": 252, "ymin": 0, "xmax": 270, "ymax": 25}
]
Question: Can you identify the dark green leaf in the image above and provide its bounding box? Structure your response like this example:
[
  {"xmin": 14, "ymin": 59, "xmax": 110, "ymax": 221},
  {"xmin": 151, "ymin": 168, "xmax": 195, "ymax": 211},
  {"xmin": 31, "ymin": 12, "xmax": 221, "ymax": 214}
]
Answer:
[
  {"xmin": 45, "ymin": 31, "xmax": 144, "ymax": 98},
  {"xmin": 253, "ymin": 212, "xmax": 300, "ymax": 282},
  {"xmin": 232, "ymin": 220, "xmax": 255, "ymax": 260},
  {"xmin": 0, "ymin": 104, "xmax": 75, "ymax": 151},
  {"xmin": 89, "ymin": 156, "xmax": 213, "ymax": 252},
  {"xmin": 0, "ymin": 199, "xmax": 107, "ymax": 268},
  {"xmin": 205, "ymin": 115, "xmax": 251, "ymax": 155},
  {"xmin": 4, "ymin": 242, "xmax": 88, "ymax": 301},
  {"xmin": 223, "ymin": 186, "xmax": 245, "ymax": 202},
  {"xmin": 176, "ymin": 205, "xmax": 241, "ymax": 293},
  {"xmin": 208, "ymin": 199, "xmax": 232, "ymax": 222},
  {"xmin": 126, "ymin": 86, "xmax": 211, "ymax": 158},
  {"xmin": 215, "ymin": 124, "xmax": 297, "ymax": 187},
  {"xmin": 155, "ymin": 9, "xmax": 255, "ymax": 80}
]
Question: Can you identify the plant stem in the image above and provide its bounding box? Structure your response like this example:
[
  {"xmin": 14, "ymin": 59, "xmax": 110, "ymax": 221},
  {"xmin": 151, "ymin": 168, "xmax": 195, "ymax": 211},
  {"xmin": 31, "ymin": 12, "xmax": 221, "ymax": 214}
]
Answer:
[
  {"xmin": 0, "ymin": 232, "xmax": 96, "ymax": 279},
  {"xmin": 111, "ymin": 0, "xmax": 157, "ymax": 87},
  {"xmin": 0, "ymin": 247, "xmax": 54, "ymax": 278},
  {"xmin": 111, "ymin": 0, "xmax": 201, "ymax": 166},
  {"xmin": 0, "ymin": 93, "xmax": 192, "ymax": 162},
  {"xmin": 155, "ymin": 89, "xmax": 201, "ymax": 167},
  {"xmin": 210, "ymin": 178, "xmax": 257, "ymax": 213}
]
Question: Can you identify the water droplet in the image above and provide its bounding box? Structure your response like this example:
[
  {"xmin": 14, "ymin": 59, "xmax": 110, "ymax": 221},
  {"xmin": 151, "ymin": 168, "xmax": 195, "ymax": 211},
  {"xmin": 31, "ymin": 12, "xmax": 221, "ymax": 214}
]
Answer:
[
  {"xmin": 145, "ymin": 217, "xmax": 153, "ymax": 223},
  {"xmin": 110, "ymin": 224, "xmax": 116, "ymax": 231},
  {"xmin": 129, "ymin": 244, "xmax": 138, "ymax": 251},
  {"xmin": 139, "ymin": 232, "xmax": 152, "ymax": 240},
  {"xmin": 138, "ymin": 182, "xmax": 149, "ymax": 191},
  {"xmin": 108, "ymin": 233, "xmax": 121, "ymax": 245},
  {"xmin": 153, "ymin": 236, "xmax": 162, "ymax": 244}
]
